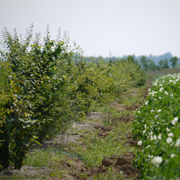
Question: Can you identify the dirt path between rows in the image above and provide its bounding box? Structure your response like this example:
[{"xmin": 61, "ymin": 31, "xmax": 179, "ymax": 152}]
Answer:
[{"xmin": 1, "ymin": 79, "xmax": 152, "ymax": 180}]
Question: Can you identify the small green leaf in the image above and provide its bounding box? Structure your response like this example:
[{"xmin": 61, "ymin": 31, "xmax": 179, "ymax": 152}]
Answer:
[
  {"xmin": 26, "ymin": 100, "xmax": 32, "ymax": 108},
  {"xmin": 15, "ymin": 85, "xmax": 21, "ymax": 94},
  {"xmin": 12, "ymin": 128, "xmax": 16, "ymax": 132},
  {"xmin": 33, "ymin": 140, "xmax": 41, "ymax": 146}
]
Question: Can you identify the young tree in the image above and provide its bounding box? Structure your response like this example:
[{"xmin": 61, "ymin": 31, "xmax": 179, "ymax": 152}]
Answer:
[
  {"xmin": 140, "ymin": 56, "xmax": 149, "ymax": 70},
  {"xmin": 127, "ymin": 55, "xmax": 135, "ymax": 63},
  {"xmin": 158, "ymin": 59, "xmax": 164, "ymax": 68},
  {"xmin": 163, "ymin": 59, "xmax": 169, "ymax": 68},
  {"xmin": 148, "ymin": 60, "xmax": 157, "ymax": 71},
  {"xmin": 170, "ymin": 56, "xmax": 179, "ymax": 68}
]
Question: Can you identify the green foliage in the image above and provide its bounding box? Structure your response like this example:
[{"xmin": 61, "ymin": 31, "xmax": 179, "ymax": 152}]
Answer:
[
  {"xmin": 140, "ymin": 56, "xmax": 160, "ymax": 71},
  {"xmin": 158, "ymin": 59, "xmax": 169, "ymax": 69},
  {"xmin": 0, "ymin": 25, "xmax": 146, "ymax": 170},
  {"xmin": 140, "ymin": 56, "xmax": 148, "ymax": 70},
  {"xmin": 23, "ymin": 149, "xmax": 63, "ymax": 167},
  {"xmin": 170, "ymin": 56, "xmax": 179, "ymax": 68},
  {"xmin": 132, "ymin": 73, "xmax": 180, "ymax": 179},
  {"xmin": 148, "ymin": 60, "xmax": 157, "ymax": 71},
  {"xmin": 0, "ymin": 25, "xmax": 73, "ymax": 169}
]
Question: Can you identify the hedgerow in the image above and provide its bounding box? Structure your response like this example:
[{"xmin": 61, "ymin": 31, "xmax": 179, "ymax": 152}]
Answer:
[
  {"xmin": 0, "ymin": 24, "xmax": 146, "ymax": 170},
  {"xmin": 132, "ymin": 73, "xmax": 180, "ymax": 179}
]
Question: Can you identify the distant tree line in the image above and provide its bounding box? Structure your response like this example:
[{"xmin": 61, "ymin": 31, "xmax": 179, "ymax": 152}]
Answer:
[
  {"xmin": 84, "ymin": 55, "xmax": 180, "ymax": 71},
  {"xmin": 140, "ymin": 56, "xmax": 179, "ymax": 70}
]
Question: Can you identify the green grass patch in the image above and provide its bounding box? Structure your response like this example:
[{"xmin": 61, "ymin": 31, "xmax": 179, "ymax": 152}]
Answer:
[
  {"xmin": 92, "ymin": 166, "xmax": 127, "ymax": 180},
  {"xmin": 73, "ymin": 122, "xmax": 137, "ymax": 168},
  {"xmin": 23, "ymin": 149, "xmax": 59, "ymax": 167}
]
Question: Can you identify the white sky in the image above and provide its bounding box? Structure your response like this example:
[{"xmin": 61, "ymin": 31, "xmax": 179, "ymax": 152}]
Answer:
[{"xmin": 0, "ymin": 0, "xmax": 180, "ymax": 57}]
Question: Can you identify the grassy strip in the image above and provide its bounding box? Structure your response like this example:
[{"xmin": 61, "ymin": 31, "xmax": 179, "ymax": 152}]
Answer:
[
  {"xmin": 132, "ymin": 73, "xmax": 180, "ymax": 179},
  {"xmin": 63, "ymin": 86, "xmax": 146, "ymax": 179},
  {"xmin": 73, "ymin": 120, "xmax": 135, "ymax": 168}
]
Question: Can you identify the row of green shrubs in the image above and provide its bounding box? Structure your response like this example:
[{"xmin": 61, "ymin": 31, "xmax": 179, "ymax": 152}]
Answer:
[
  {"xmin": 0, "ymin": 25, "xmax": 146, "ymax": 170},
  {"xmin": 132, "ymin": 73, "xmax": 180, "ymax": 179}
]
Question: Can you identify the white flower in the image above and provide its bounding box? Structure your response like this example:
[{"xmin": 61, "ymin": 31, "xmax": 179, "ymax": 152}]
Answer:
[
  {"xmin": 143, "ymin": 130, "xmax": 146, "ymax": 134},
  {"xmin": 159, "ymin": 84, "xmax": 163, "ymax": 86},
  {"xmin": 171, "ymin": 120, "xmax": 176, "ymax": 125},
  {"xmin": 159, "ymin": 97, "xmax": 161, "ymax": 99},
  {"xmin": 138, "ymin": 111, "xmax": 140, "ymax": 113},
  {"xmin": 174, "ymin": 117, "xmax": 178, "ymax": 121},
  {"xmin": 168, "ymin": 133, "xmax": 174, "ymax": 137},
  {"xmin": 146, "ymin": 145, "xmax": 150, "ymax": 148},
  {"xmin": 145, "ymin": 101, "xmax": 148, "ymax": 105},
  {"xmin": 150, "ymin": 110, "xmax": 154, "ymax": 113},
  {"xmin": 144, "ymin": 124, "xmax": 147, "ymax": 129},
  {"xmin": 175, "ymin": 138, "xmax": 180, "ymax": 147},
  {"xmin": 171, "ymin": 117, "xmax": 178, "ymax": 125},
  {"xmin": 166, "ymin": 137, "xmax": 173, "ymax": 144},
  {"xmin": 151, "ymin": 156, "xmax": 163, "ymax": 167},
  {"xmin": 169, "ymin": 80, "xmax": 173, "ymax": 82},
  {"xmin": 170, "ymin": 154, "xmax": 175, "ymax": 158},
  {"xmin": 157, "ymin": 109, "xmax": 161, "ymax": 113},
  {"xmin": 137, "ymin": 140, "xmax": 142, "ymax": 146},
  {"xmin": 166, "ymin": 127, "xmax": 171, "ymax": 132},
  {"xmin": 148, "ymin": 155, "xmax": 153, "ymax": 158},
  {"xmin": 150, "ymin": 135, "xmax": 154, "ymax": 140},
  {"xmin": 170, "ymin": 93, "xmax": 173, "ymax": 97},
  {"xmin": 153, "ymin": 135, "xmax": 157, "ymax": 140},
  {"xmin": 165, "ymin": 91, "xmax": 168, "ymax": 95},
  {"xmin": 153, "ymin": 82, "xmax": 157, "ymax": 86},
  {"xmin": 158, "ymin": 134, "xmax": 162, "ymax": 140},
  {"xmin": 159, "ymin": 87, "xmax": 163, "ymax": 92},
  {"xmin": 155, "ymin": 115, "xmax": 158, "ymax": 118}
]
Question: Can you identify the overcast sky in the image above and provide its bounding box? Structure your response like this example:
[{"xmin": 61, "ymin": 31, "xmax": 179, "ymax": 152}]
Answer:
[{"xmin": 0, "ymin": 0, "xmax": 180, "ymax": 57}]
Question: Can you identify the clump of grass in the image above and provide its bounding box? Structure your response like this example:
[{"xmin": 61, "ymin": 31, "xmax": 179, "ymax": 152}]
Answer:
[{"xmin": 23, "ymin": 149, "xmax": 64, "ymax": 167}]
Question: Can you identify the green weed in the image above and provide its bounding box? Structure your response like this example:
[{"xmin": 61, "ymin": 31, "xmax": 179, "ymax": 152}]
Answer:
[{"xmin": 23, "ymin": 149, "xmax": 64, "ymax": 167}]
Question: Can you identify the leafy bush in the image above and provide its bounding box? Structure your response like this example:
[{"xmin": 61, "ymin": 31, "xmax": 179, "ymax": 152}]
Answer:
[
  {"xmin": 132, "ymin": 73, "xmax": 180, "ymax": 179},
  {"xmin": 0, "ymin": 25, "xmax": 75, "ymax": 169}
]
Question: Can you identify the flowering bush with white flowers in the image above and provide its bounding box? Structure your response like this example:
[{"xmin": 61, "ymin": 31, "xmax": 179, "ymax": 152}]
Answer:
[{"xmin": 132, "ymin": 73, "xmax": 180, "ymax": 179}]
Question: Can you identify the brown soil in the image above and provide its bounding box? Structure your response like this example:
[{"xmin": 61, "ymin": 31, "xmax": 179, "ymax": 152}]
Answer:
[
  {"xmin": 53, "ymin": 153, "xmax": 139, "ymax": 180},
  {"xmin": 1, "ymin": 80, "xmax": 152, "ymax": 180},
  {"xmin": 101, "ymin": 153, "xmax": 139, "ymax": 179},
  {"xmin": 113, "ymin": 114, "xmax": 134, "ymax": 124}
]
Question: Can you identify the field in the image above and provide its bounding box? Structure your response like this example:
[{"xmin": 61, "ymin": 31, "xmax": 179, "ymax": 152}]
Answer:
[
  {"xmin": 1, "ymin": 26, "xmax": 180, "ymax": 180},
  {"xmin": 147, "ymin": 68, "xmax": 180, "ymax": 82}
]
